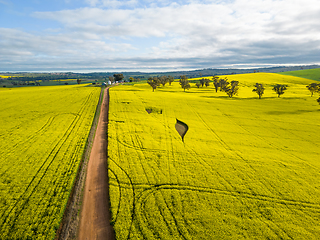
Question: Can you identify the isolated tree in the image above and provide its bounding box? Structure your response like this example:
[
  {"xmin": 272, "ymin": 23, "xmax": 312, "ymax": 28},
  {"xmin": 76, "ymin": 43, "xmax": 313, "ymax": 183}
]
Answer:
[
  {"xmin": 113, "ymin": 73, "xmax": 124, "ymax": 82},
  {"xmin": 200, "ymin": 78, "xmax": 205, "ymax": 87},
  {"xmin": 252, "ymin": 83, "xmax": 265, "ymax": 99},
  {"xmin": 159, "ymin": 76, "xmax": 168, "ymax": 86},
  {"xmin": 317, "ymin": 97, "xmax": 320, "ymax": 105},
  {"xmin": 108, "ymin": 76, "xmax": 114, "ymax": 83},
  {"xmin": 179, "ymin": 75, "xmax": 190, "ymax": 92},
  {"xmin": 129, "ymin": 77, "xmax": 134, "ymax": 82},
  {"xmin": 147, "ymin": 77, "xmax": 160, "ymax": 92},
  {"xmin": 195, "ymin": 82, "xmax": 201, "ymax": 88},
  {"xmin": 204, "ymin": 78, "xmax": 210, "ymax": 87},
  {"xmin": 222, "ymin": 80, "xmax": 239, "ymax": 98},
  {"xmin": 212, "ymin": 76, "xmax": 220, "ymax": 92},
  {"xmin": 273, "ymin": 84, "xmax": 287, "ymax": 97},
  {"xmin": 168, "ymin": 75, "xmax": 174, "ymax": 85},
  {"xmin": 76, "ymin": 78, "xmax": 82, "ymax": 84},
  {"xmin": 306, "ymin": 83, "xmax": 320, "ymax": 97},
  {"xmin": 219, "ymin": 77, "xmax": 229, "ymax": 91}
]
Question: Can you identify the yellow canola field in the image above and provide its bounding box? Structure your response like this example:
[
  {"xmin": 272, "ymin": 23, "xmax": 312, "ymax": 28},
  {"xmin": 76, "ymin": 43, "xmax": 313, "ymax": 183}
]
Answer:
[
  {"xmin": 0, "ymin": 84, "xmax": 100, "ymax": 239},
  {"xmin": 108, "ymin": 73, "xmax": 320, "ymax": 239}
]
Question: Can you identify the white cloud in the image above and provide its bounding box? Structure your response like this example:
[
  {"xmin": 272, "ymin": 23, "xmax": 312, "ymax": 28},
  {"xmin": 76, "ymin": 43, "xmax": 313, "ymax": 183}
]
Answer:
[{"xmin": 2, "ymin": 0, "xmax": 320, "ymax": 71}]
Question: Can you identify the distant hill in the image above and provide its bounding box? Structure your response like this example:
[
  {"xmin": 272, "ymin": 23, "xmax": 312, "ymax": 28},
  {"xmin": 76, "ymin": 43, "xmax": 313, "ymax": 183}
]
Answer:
[
  {"xmin": 277, "ymin": 68, "xmax": 320, "ymax": 82},
  {"xmin": 94, "ymin": 64, "xmax": 320, "ymax": 79},
  {"xmin": 1, "ymin": 65, "xmax": 319, "ymax": 82}
]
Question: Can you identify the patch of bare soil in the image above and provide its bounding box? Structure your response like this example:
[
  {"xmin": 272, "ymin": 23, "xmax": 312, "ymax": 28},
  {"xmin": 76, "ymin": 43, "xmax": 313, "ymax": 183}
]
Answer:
[{"xmin": 175, "ymin": 119, "xmax": 189, "ymax": 142}]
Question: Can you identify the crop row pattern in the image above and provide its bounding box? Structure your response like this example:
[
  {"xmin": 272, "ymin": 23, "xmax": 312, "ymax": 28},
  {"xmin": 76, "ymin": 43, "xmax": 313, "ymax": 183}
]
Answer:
[{"xmin": 0, "ymin": 85, "xmax": 100, "ymax": 239}]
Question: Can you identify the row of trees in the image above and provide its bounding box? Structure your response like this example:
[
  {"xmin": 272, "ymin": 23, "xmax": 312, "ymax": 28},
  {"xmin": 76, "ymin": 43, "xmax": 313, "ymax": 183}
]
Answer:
[
  {"xmin": 107, "ymin": 74, "xmax": 142, "ymax": 83},
  {"xmin": 252, "ymin": 83, "xmax": 287, "ymax": 98},
  {"xmin": 147, "ymin": 75, "xmax": 175, "ymax": 91},
  {"xmin": 147, "ymin": 75, "xmax": 320, "ymax": 104},
  {"xmin": 182, "ymin": 76, "xmax": 241, "ymax": 97}
]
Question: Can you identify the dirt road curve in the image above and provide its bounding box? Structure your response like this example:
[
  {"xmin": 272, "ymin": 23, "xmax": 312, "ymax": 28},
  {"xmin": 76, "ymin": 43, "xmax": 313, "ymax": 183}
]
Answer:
[{"xmin": 79, "ymin": 87, "xmax": 115, "ymax": 240}]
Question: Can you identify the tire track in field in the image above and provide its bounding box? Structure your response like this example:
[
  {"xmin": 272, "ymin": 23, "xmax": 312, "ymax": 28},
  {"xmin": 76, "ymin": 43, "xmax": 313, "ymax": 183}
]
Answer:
[
  {"xmin": 108, "ymin": 168, "xmax": 320, "ymax": 240},
  {"xmin": 221, "ymin": 110, "xmax": 320, "ymax": 172},
  {"xmin": 183, "ymin": 103, "xmax": 308, "ymax": 239},
  {"xmin": 44, "ymin": 92, "xmax": 98, "ymax": 235},
  {"xmin": 180, "ymin": 102, "xmax": 244, "ymax": 194},
  {"xmin": 214, "ymin": 110, "xmax": 320, "ymax": 239},
  {"xmin": 108, "ymin": 157, "xmax": 135, "ymax": 240},
  {"xmin": 185, "ymin": 102, "xmax": 287, "ymax": 198},
  {"xmin": 136, "ymin": 98, "xmax": 192, "ymax": 239}
]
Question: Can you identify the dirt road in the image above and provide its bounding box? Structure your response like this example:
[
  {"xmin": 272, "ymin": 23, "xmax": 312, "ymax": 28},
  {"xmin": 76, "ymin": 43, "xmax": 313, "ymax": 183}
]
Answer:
[{"xmin": 78, "ymin": 87, "xmax": 115, "ymax": 240}]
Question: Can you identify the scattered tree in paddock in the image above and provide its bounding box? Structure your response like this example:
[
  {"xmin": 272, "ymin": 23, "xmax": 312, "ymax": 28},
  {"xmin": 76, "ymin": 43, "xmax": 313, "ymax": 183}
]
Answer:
[
  {"xmin": 168, "ymin": 76, "xmax": 174, "ymax": 85},
  {"xmin": 108, "ymin": 76, "xmax": 114, "ymax": 83},
  {"xmin": 179, "ymin": 75, "xmax": 190, "ymax": 92},
  {"xmin": 77, "ymin": 78, "xmax": 82, "ymax": 84},
  {"xmin": 317, "ymin": 97, "xmax": 320, "ymax": 105},
  {"xmin": 200, "ymin": 78, "xmax": 205, "ymax": 87},
  {"xmin": 306, "ymin": 83, "xmax": 320, "ymax": 97},
  {"xmin": 219, "ymin": 77, "xmax": 229, "ymax": 91},
  {"xmin": 252, "ymin": 83, "xmax": 265, "ymax": 99},
  {"xmin": 213, "ymin": 76, "xmax": 220, "ymax": 92},
  {"xmin": 147, "ymin": 77, "xmax": 160, "ymax": 92},
  {"xmin": 195, "ymin": 82, "xmax": 201, "ymax": 88},
  {"xmin": 222, "ymin": 80, "xmax": 239, "ymax": 98},
  {"xmin": 159, "ymin": 76, "xmax": 168, "ymax": 86},
  {"xmin": 204, "ymin": 78, "xmax": 210, "ymax": 87},
  {"xmin": 113, "ymin": 73, "xmax": 124, "ymax": 82},
  {"xmin": 272, "ymin": 84, "xmax": 287, "ymax": 97}
]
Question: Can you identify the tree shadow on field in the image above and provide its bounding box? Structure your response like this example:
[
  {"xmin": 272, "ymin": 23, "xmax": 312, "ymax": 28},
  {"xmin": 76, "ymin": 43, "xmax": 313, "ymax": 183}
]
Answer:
[
  {"xmin": 199, "ymin": 95, "xmax": 267, "ymax": 100},
  {"xmin": 280, "ymin": 97, "xmax": 308, "ymax": 100},
  {"xmin": 199, "ymin": 96, "xmax": 308, "ymax": 100},
  {"xmin": 156, "ymin": 89, "xmax": 176, "ymax": 93},
  {"xmin": 266, "ymin": 109, "xmax": 319, "ymax": 115},
  {"xmin": 123, "ymin": 89, "xmax": 143, "ymax": 92}
]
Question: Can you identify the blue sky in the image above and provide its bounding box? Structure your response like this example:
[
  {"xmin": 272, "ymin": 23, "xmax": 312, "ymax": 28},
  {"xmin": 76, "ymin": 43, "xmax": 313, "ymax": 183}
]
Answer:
[{"xmin": 1, "ymin": 0, "xmax": 320, "ymax": 72}]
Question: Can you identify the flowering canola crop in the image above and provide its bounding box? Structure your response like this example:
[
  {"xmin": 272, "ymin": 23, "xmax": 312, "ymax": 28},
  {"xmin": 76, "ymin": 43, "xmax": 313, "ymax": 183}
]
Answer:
[
  {"xmin": 0, "ymin": 84, "xmax": 100, "ymax": 239},
  {"xmin": 108, "ymin": 73, "xmax": 320, "ymax": 239}
]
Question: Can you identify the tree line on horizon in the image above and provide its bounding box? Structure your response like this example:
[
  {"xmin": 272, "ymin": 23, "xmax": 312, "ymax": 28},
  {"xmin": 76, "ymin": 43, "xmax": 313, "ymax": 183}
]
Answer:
[{"xmin": 147, "ymin": 75, "xmax": 320, "ymax": 105}]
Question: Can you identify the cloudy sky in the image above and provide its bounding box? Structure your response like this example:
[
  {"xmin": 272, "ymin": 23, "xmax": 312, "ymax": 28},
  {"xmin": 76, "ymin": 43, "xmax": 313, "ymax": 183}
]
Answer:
[{"xmin": 0, "ymin": 0, "xmax": 320, "ymax": 72}]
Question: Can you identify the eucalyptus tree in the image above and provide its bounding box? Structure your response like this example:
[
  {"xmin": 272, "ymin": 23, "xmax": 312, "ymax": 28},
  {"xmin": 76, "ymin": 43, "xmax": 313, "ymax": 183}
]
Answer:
[
  {"xmin": 222, "ymin": 80, "xmax": 239, "ymax": 98},
  {"xmin": 272, "ymin": 84, "xmax": 287, "ymax": 97},
  {"xmin": 159, "ymin": 76, "xmax": 168, "ymax": 86},
  {"xmin": 147, "ymin": 77, "xmax": 160, "ymax": 92},
  {"xmin": 306, "ymin": 83, "xmax": 320, "ymax": 97},
  {"xmin": 113, "ymin": 73, "xmax": 124, "ymax": 82},
  {"xmin": 179, "ymin": 75, "xmax": 191, "ymax": 92},
  {"xmin": 200, "ymin": 78, "xmax": 205, "ymax": 87},
  {"xmin": 219, "ymin": 77, "xmax": 229, "ymax": 91},
  {"xmin": 213, "ymin": 76, "xmax": 220, "ymax": 92},
  {"xmin": 168, "ymin": 75, "xmax": 175, "ymax": 85},
  {"xmin": 204, "ymin": 78, "xmax": 210, "ymax": 87},
  {"xmin": 252, "ymin": 83, "xmax": 265, "ymax": 99},
  {"xmin": 108, "ymin": 76, "xmax": 114, "ymax": 83}
]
